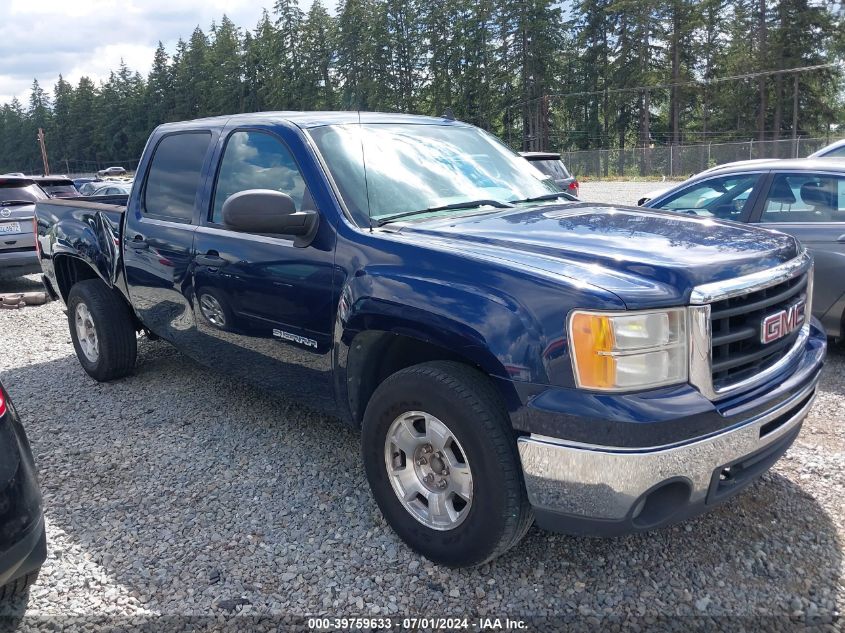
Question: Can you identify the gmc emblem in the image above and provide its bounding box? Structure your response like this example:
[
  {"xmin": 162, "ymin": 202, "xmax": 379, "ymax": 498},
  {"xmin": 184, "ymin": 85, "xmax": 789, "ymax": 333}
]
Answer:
[{"xmin": 761, "ymin": 298, "xmax": 806, "ymax": 344}]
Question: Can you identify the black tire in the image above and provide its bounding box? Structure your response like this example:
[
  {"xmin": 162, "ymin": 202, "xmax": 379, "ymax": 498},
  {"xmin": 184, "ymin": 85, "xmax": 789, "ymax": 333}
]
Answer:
[
  {"xmin": 67, "ymin": 279, "xmax": 137, "ymax": 382},
  {"xmin": 0, "ymin": 570, "xmax": 39, "ymax": 603},
  {"xmin": 362, "ymin": 361, "xmax": 533, "ymax": 567}
]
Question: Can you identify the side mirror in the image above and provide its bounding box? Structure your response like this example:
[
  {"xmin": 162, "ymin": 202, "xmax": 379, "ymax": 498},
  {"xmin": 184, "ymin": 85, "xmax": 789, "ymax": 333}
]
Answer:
[{"xmin": 222, "ymin": 189, "xmax": 319, "ymax": 247}]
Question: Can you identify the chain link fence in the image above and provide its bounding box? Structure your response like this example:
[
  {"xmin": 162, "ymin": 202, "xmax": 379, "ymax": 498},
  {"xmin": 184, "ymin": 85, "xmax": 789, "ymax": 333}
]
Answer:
[
  {"xmin": 13, "ymin": 158, "xmax": 140, "ymax": 179},
  {"xmin": 562, "ymin": 136, "xmax": 845, "ymax": 179}
]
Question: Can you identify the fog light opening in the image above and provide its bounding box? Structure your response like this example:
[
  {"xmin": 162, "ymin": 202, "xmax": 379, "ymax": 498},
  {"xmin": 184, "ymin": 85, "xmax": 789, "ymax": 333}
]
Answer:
[
  {"xmin": 719, "ymin": 467, "xmax": 733, "ymax": 482},
  {"xmin": 631, "ymin": 480, "xmax": 692, "ymax": 530}
]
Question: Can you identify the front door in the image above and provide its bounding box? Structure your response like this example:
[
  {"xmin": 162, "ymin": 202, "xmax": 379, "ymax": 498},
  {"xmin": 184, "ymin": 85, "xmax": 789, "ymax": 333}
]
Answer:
[{"xmin": 191, "ymin": 127, "xmax": 337, "ymax": 412}]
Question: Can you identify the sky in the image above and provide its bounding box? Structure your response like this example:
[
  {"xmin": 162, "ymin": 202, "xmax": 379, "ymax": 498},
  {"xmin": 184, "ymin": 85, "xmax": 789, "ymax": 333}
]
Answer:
[{"xmin": 0, "ymin": 0, "xmax": 288, "ymax": 105}]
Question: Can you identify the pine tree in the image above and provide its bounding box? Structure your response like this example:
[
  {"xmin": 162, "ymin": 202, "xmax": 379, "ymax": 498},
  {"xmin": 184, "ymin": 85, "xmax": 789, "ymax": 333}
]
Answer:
[
  {"xmin": 300, "ymin": 0, "xmax": 337, "ymax": 110},
  {"xmin": 208, "ymin": 16, "xmax": 244, "ymax": 115},
  {"xmin": 273, "ymin": 0, "xmax": 305, "ymax": 108},
  {"xmin": 147, "ymin": 42, "xmax": 175, "ymax": 127}
]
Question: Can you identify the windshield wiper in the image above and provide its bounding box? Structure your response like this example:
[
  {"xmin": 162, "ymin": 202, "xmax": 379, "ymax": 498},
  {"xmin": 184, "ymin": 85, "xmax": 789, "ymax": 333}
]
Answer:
[
  {"xmin": 376, "ymin": 199, "xmax": 514, "ymax": 226},
  {"xmin": 0, "ymin": 199, "xmax": 36, "ymax": 206},
  {"xmin": 510, "ymin": 192, "xmax": 578, "ymax": 204}
]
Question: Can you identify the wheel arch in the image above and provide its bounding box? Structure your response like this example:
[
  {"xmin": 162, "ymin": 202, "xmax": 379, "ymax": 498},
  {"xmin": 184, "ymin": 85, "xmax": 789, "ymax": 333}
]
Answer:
[
  {"xmin": 55, "ymin": 255, "xmax": 141, "ymax": 330},
  {"xmin": 53, "ymin": 254, "xmax": 106, "ymax": 303}
]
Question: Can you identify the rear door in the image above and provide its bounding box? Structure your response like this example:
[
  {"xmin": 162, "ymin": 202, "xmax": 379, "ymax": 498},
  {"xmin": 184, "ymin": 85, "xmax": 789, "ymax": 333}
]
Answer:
[
  {"xmin": 190, "ymin": 126, "xmax": 337, "ymax": 410},
  {"xmin": 750, "ymin": 170, "xmax": 845, "ymax": 330},
  {"xmin": 123, "ymin": 130, "xmax": 217, "ymax": 343}
]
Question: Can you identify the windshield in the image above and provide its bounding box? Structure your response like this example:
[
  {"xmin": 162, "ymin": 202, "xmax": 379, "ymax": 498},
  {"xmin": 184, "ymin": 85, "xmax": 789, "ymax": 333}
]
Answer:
[
  {"xmin": 309, "ymin": 123, "xmax": 561, "ymax": 226},
  {"xmin": 0, "ymin": 183, "xmax": 47, "ymax": 203}
]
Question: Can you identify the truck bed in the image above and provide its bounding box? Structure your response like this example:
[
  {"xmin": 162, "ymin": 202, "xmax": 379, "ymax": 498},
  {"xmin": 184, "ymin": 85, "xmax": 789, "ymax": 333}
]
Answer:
[{"xmin": 35, "ymin": 195, "xmax": 127, "ymax": 230}]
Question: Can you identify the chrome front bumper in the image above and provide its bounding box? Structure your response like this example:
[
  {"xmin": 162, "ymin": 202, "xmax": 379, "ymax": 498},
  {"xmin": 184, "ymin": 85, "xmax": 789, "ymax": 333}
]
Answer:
[{"xmin": 517, "ymin": 376, "xmax": 818, "ymax": 534}]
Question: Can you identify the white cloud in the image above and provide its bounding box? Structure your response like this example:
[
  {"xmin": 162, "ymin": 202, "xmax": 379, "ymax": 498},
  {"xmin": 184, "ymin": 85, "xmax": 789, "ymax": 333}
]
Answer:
[{"xmin": 0, "ymin": 0, "xmax": 289, "ymax": 105}]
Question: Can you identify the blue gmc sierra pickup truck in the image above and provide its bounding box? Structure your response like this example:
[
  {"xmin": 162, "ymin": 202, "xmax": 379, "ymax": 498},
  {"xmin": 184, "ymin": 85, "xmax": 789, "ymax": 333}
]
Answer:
[{"xmin": 34, "ymin": 112, "xmax": 826, "ymax": 567}]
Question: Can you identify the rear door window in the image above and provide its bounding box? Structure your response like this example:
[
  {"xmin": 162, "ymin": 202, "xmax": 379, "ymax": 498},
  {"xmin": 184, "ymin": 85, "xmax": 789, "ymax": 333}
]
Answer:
[
  {"xmin": 760, "ymin": 173, "xmax": 845, "ymax": 223},
  {"xmin": 143, "ymin": 132, "xmax": 212, "ymax": 223}
]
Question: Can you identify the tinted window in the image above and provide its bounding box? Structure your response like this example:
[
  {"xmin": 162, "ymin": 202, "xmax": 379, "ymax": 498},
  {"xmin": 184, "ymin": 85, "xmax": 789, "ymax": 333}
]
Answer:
[
  {"xmin": 211, "ymin": 131, "xmax": 309, "ymax": 225},
  {"xmin": 144, "ymin": 132, "xmax": 211, "ymax": 222},
  {"xmin": 656, "ymin": 174, "xmax": 759, "ymax": 220},
  {"xmin": 530, "ymin": 159, "xmax": 570, "ymax": 179},
  {"xmin": 0, "ymin": 182, "xmax": 47, "ymax": 203},
  {"xmin": 761, "ymin": 173, "xmax": 845, "ymax": 223},
  {"xmin": 43, "ymin": 185, "xmax": 80, "ymax": 197}
]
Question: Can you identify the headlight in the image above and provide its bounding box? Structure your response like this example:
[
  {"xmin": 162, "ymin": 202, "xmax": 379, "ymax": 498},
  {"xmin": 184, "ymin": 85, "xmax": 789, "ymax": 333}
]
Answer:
[{"xmin": 568, "ymin": 308, "xmax": 688, "ymax": 391}]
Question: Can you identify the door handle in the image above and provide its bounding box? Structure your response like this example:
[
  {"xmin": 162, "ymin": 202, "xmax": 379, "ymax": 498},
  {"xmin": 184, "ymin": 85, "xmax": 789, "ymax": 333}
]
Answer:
[
  {"xmin": 195, "ymin": 251, "xmax": 225, "ymax": 267},
  {"xmin": 127, "ymin": 235, "xmax": 148, "ymax": 250}
]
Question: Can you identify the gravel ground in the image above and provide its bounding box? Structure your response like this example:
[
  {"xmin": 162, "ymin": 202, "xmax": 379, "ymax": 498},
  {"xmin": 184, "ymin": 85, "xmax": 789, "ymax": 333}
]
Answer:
[
  {"xmin": 579, "ymin": 180, "xmax": 678, "ymax": 206},
  {"xmin": 0, "ymin": 182, "xmax": 843, "ymax": 629}
]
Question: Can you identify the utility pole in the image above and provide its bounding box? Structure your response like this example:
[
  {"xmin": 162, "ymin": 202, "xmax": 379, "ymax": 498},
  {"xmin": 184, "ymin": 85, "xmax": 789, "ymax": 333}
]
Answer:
[
  {"xmin": 791, "ymin": 75, "xmax": 799, "ymax": 157},
  {"xmin": 37, "ymin": 128, "xmax": 50, "ymax": 176}
]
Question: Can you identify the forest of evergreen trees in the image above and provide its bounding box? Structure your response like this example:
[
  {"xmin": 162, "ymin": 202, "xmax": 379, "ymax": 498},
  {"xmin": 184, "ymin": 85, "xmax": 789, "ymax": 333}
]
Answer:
[{"xmin": 1, "ymin": 0, "xmax": 843, "ymax": 174}]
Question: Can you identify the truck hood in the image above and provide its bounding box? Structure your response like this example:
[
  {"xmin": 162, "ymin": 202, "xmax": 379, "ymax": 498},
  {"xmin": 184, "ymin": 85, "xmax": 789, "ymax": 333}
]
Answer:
[{"xmin": 392, "ymin": 203, "xmax": 801, "ymax": 308}]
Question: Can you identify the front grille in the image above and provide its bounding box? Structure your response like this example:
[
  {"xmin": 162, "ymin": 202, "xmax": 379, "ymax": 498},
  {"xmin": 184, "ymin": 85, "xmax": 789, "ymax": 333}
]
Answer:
[{"xmin": 710, "ymin": 272, "xmax": 808, "ymax": 390}]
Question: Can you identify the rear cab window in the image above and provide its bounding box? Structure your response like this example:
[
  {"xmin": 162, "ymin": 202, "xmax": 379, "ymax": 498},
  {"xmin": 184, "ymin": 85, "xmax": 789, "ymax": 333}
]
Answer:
[{"xmin": 143, "ymin": 132, "xmax": 212, "ymax": 223}]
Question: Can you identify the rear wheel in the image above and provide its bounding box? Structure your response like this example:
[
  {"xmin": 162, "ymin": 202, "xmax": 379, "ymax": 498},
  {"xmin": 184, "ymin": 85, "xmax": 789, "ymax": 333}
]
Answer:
[
  {"xmin": 67, "ymin": 280, "xmax": 137, "ymax": 382},
  {"xmin": 361, "ymin": 361, "xmax": 533, "ymax": 567}
]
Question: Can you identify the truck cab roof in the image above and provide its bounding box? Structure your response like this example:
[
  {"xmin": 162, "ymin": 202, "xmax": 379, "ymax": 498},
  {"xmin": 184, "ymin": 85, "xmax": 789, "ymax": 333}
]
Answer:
[{"xmin": 155, "ymin": 111, "xmax": 471, "ymax": 133}]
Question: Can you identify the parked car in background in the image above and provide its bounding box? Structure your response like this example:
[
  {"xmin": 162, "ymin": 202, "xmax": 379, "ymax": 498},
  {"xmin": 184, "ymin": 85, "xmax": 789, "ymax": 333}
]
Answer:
[
  {"xmin": 636, "ymin": 159, "xmax": 777, "ymax": 206},
  {"xmin": 0, "ymin": 177, "xmax": 45, "ymax": 278},
  {"xmin": 0, "ymin": 379, "xmax": 46, "ymax": 604},
  {"xmin": 96, "ymin": 166, "xmax": 127, "ymax": 177},
  {"xmin": 35, "ymin": 112, "xmax": 825, "ymax": 566},
  {"xmin": 90, "ymin": 182, "xmax": 132, "ymax": 197},
  {"xmin": 808, "ymin": 138, "xmax": 845, "ymax": 159},
  {"xmin": 32, "ymin": 176, "xmax": 80, "ymax": 199},
  {"xmin": 73, "ymin": 177, "xmax": 101, "ymax": 192},
  {"xmin": 644, "ymin": 158, "xmax": 845, "ymax": 338},
  {"xmin": 520, "ymin": 152, "xmax": 579, "ymax": 197},
  {"xmin": 77, "ymin": 181, "xmax": 103, "ymax": 196}
]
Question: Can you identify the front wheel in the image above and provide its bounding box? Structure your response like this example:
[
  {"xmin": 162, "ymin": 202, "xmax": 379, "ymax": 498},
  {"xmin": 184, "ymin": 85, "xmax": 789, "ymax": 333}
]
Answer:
[
  {"xmin": 0, "ymin": 570, "xmax": 39, "ymax": 604},
  {"xmin": 67, "ymin": 280, "xmax": 137, "ymax": 382},
  {"xmin": 361, "ymin": 361, "xmax": 533, "ymax": 567}
]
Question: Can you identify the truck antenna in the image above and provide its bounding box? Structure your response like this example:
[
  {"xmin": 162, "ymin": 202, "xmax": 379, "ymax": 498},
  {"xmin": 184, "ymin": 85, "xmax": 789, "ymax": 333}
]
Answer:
[{"xmin": 358, "ymin": 110, "xmax": 374, "ymax": 232}]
